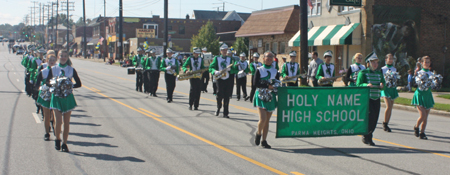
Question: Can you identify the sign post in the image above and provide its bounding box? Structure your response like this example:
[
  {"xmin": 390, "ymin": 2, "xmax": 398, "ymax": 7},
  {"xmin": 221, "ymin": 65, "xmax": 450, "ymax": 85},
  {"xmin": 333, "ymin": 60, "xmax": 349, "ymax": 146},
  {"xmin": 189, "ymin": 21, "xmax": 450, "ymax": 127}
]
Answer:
[{"xmin": 276, "ymin": 87, "xmax": 369, "ymax": 138}]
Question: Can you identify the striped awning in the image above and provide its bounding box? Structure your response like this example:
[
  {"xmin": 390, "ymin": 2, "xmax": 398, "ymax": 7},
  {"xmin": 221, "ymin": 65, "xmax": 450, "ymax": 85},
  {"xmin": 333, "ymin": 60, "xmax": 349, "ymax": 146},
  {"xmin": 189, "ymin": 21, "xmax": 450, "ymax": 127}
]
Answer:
[{"xmin": 288, "ymin": 23, "xmax": 361, "ymax": 47}]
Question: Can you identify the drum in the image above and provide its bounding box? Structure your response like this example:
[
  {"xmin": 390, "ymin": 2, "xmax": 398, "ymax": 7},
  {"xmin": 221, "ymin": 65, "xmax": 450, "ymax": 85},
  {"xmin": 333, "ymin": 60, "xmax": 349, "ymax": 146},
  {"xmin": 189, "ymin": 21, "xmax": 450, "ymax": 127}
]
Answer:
[
  {"xmin": 127, "ymin": 67, "xmax": 136, "ymax": 75},
  {"xmin": 136, "ymin": 68, "xmax": 144, "ymax": 73}
]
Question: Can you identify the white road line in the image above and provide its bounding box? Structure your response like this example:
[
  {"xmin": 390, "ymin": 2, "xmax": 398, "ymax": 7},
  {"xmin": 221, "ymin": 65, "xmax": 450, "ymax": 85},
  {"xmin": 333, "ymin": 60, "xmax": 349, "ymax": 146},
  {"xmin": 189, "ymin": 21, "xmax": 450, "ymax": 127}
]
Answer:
[{"xmin": 32, "ymin": 113, "xmax": 42, "ymax": 123}]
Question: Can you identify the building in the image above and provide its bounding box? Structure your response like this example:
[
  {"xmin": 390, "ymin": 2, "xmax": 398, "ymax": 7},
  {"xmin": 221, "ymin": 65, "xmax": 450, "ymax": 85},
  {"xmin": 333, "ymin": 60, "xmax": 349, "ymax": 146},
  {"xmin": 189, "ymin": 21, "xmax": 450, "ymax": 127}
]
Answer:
[
  {"xmin": 106, "ymin": 15, "xmax": 242, "ymax": 60},
  {"xmin": 235, "ymin": 5, "xmax": 300, "ymax": 68}
]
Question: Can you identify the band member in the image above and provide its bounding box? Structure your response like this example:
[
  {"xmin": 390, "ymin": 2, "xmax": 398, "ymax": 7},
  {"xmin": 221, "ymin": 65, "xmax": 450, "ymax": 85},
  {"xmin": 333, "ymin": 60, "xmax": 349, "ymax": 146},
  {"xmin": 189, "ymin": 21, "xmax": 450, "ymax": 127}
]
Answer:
[
  {"xmin": 143, "ymin": 49, "xmax": 151, "ymax": 94},
  {"xmin": 281, "ymin": 51, "xmax": 301, "ymax": 87},
  {"xmin": 254, "ymin": 51, "xmax": 279, "ymax": 149},
  {"xmin": 356, "ymin": 52, "xmax": 385, "ymax": 146},
  {"xmin": 144, "ymin": 49, "xmax": 161, "ymax": 97},
  {"xmin": 412, "ymin": 56, "xmax": 434, "ymax": 140},
  {"xmin": 160, "ymin": 48, "xmax": 180, "ymax": 103},
  {"xmin": 345, "ymin": 53, "xmax": 365, "ymax": 87},
  {"xmin": 34, "ymin": 54, "xmax": 57, "ymax": 141},
  {"xmin": 209, "ymin": 44, "xmax": 238, "ymax": 118},
  {"xmin": 132, "ymin": 47, "xmax": 145, "ymax": 92},
  {"xmin": 236, "ymin": 52, "xmax": 250, "ymax": 101},
  {"xmin": 246, "ymin": 52, "xmax": 262, "ymax": 102},
  {"xmin": 50, "ymin": 50, "xmax": 82, "ymax": 152},
  {"xmin": 30, "ymin": 47, "xmax": 46, "ymax": 113},
  {"xmin": 316, "ymin": 50, "xmax": 335, "ymax": 87},
  {"xmin": 182, "ymin": 47, "xmax": 205, "ymax": 110},
  {"xmin": 381, "ymin": 54, "xmax": 399, "ymax": 132},
  {"xmin": 23, "ymin": 46, "xmax": 36, "ymax": 97},
  {"xmin": 201, "ymin": 47, "xmax": 209, "ymax": 93}
]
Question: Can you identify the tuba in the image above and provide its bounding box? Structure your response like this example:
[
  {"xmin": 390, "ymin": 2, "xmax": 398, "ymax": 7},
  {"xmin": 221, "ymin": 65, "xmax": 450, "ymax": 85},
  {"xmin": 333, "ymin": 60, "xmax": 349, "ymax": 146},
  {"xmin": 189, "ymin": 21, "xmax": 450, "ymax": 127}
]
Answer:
[
  {"xmin": 177, "ymin": 68, "xmax": 209, "ymax": 81},
  {"xmin": 318, "ymin": 75, "xmax": 344, "ymax": 86}
]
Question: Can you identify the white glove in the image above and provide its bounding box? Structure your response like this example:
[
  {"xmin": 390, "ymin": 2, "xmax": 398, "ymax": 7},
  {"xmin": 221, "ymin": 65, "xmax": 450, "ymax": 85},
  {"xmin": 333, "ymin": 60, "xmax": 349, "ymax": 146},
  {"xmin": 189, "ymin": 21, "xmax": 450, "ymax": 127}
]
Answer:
[
  {"xmin": 166, "ymin": 66, "xmax": 172, "ymax": 70},
  {"xmin": 214, "ymin": 71, "xmax": 221, "ymax": 76},
  {"xmin": 30, "ymin": 80, "xmax": 33, "ymax": 84}
]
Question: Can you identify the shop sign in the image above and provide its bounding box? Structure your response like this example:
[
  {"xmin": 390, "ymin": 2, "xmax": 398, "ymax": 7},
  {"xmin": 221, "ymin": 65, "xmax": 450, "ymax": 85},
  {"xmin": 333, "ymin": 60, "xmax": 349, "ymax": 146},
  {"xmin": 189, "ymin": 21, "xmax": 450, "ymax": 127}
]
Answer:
[{"xmin": 330, "ymin": 0, "xmax": 361, "ymax": 6}]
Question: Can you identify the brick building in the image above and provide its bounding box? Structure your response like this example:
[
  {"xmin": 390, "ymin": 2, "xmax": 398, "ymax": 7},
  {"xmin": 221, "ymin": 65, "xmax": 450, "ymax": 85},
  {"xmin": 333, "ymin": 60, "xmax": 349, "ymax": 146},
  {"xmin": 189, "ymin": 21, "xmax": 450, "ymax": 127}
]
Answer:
[
  {"xmin": 106, "ymin": 15, "xmax": 242, "ymax": 59},
  {"xmin": 235, "ymin": 5, "xmax": 300, "ymax": 69}
]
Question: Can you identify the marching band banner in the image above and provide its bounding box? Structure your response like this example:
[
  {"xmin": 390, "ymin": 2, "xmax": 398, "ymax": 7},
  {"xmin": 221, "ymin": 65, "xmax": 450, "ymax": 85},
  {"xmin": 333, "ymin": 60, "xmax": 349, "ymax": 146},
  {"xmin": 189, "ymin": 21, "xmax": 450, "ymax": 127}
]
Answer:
[{"xmin": 276, "ymin": 87, "xmax": 369, "ymax": 138}]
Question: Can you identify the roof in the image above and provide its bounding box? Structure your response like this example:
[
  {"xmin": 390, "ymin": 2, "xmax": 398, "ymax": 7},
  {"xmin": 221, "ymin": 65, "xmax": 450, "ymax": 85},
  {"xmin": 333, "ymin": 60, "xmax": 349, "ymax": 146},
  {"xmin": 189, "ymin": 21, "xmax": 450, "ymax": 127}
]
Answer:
[
  {"xmin": 192, "ymin": 10, "xmax": 251, "ymax": 21},
  {"xmin": 235, "ymin": 5, "xmax": 299, "ymax": 37}
]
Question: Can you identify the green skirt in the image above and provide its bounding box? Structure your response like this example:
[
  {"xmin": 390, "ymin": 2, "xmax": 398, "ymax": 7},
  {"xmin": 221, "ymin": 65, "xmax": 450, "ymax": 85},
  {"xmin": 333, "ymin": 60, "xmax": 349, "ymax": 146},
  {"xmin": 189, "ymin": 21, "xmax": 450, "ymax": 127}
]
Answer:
[
  {"xmin": 381, "ymin": 87, "xmax": 399, "ymax": 99},
  {"xmin": 50, "ymin": 93, "xmax": 77, "ymax": 113},
  {"xmin": 411, "ymin": 89, "xmax": 434, "ymax": 109},
  {"xmin": 253, "ymin": 89, "xmax": 277, "ymax": 112},
  {"xmin": 36, "ymin": 91, "xmax": 51, "ymax": 108}
]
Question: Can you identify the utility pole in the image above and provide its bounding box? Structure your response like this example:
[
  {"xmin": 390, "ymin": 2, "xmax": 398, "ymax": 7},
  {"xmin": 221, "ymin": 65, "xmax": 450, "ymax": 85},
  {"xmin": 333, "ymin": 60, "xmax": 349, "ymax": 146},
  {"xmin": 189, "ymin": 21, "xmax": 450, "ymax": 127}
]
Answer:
[
  {"xmin": 163, "ymin": 0, "xmax": 168, "ymax": 57},
  {"xmin": 83, "ymin": 0, "xmax": 86, "ymax": 58},
  {"xmin": 66, "ymin": 0, "xmax": 69, "ymax": 53},
  {"xmin": 61, "ymin": 0, "xmax": 75, "ymax": 53},
  {"xmin": 39, "ymin": 3, "xmax": 41, "ymax": 26},
  {"xmin": 103, "ymin": 0, "xmax": 106, "ymax": 62},
  {"xmin": 300, "ymin": 0, "xmax": 308, "ymax": 85},
  {"xmin": 55, "ymin": 0, "xmax": 58, "ymax": 50},
  {"xmin": 51, "ymin": 2, "xmax": 55, "ymax": 49},
  {"xmin": 119, "ymin": 0, "xmax": 123, "ymax": 60}
]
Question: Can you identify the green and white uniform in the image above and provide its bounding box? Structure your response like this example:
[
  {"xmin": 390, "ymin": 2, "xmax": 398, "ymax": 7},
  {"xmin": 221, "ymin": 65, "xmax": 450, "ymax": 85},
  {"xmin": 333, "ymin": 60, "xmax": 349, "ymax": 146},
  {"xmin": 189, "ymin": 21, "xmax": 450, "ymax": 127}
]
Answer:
[
  {"xmin": 380, "ymin": 65, "xmax": 399, "ymax": 99},
  {"xmin": 356, "ymin": 69, "xmax": 386, "ymax": 100},
  {"xmin": 36, "ymin": 65, "xmax": 52, "ymax": 108},
  {"xmin": 347, "ymin": 63, "xmax": 365, "ymax": 87},
  {"xmin": 253, "ymin": 64, "xmax": 279, "ymax": 112},
  {"xmin": 50, "ymin": 63, "xmax": 82, "ymax": 113},
  {"xmin": 316, "ymin": 63, "xmax": 335, "ymax": 86},
  {"xmin": 411, "ymin": 69, "xmax": 435, "ymax": 109}
]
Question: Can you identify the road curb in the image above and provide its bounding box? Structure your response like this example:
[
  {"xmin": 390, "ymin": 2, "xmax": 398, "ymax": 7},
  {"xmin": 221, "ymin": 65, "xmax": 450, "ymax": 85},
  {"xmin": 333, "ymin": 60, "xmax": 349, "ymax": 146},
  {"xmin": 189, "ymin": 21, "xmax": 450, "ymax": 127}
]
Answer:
[{"xmin": 381, "ymin": 103, "xmax": 450, "ymax": 117}]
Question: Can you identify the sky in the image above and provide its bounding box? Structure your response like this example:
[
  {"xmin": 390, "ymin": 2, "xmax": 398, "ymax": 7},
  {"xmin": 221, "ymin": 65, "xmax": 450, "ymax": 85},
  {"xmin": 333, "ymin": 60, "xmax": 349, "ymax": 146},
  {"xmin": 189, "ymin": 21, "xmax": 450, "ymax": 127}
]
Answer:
[{"xmin": 0, "ymin": 0, "xmax": 300, "ymax": 25}]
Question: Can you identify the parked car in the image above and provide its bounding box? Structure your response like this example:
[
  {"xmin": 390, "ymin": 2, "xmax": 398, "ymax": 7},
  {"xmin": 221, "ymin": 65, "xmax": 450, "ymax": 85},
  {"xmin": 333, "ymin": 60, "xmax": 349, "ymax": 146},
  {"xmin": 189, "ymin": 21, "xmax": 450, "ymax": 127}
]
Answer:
[{"xmin": 16, "ymin": 48, "xmax": 25, "ymax": 55}]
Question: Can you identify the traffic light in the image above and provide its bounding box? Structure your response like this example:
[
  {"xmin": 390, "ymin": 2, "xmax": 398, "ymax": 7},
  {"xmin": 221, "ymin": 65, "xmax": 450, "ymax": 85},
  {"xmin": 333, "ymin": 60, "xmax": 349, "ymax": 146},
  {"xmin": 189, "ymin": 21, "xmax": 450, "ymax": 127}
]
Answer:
[
  {"xmin": 14, "ymin": 32, "xmax": 16, "ymax": 34},
  {"xmin": 23, "ymin": 32, "xmax": 25, "ymax": 34},
  {"xmin": 33, "ymin": 35, "xmax": 35, "ymax": 38},
  {"xmin": 26, "ymin": 35, "xmax": 28, "ymax": 37}
]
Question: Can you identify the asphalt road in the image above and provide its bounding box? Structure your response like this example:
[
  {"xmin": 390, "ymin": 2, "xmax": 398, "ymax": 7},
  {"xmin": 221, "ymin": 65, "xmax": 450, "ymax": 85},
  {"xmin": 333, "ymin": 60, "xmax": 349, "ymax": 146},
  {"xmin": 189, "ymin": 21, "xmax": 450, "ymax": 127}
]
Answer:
[{"xmin": 1, "ymin": 44, "xmax": 449, "ymax": 175}]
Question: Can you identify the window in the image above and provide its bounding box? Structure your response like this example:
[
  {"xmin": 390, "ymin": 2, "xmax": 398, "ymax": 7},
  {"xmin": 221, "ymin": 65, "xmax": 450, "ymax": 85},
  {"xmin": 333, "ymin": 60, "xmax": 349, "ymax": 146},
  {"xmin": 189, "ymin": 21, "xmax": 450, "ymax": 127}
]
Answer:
[
  {"xmin": 258, "ymin": 39, "xmax": 263, "ymax": 47},
  {"xmin": 179, "ymin": 25, "xmax": 185, "ymax": 34},
  {"xmin": 272, "ymin": 42, "xmax": 278, "ymax": 54},
  {"xmin": 307, "ymin": 0, "xmax": 322, "ymax": 16},
  {"xmin": 280, "ymin": 42, "xmax": 286, "ymax": 54},
  {"xmin": 143, "ymin": 24, "xmax": 159, "ymax": 38},
  {"xmin": 339, "ymin": 6, "xmax": 359, "ymax": 12},
  {"xmin": 249, "ymin": 40, "xmax": 254, "ymax": 49},
  {"xmin": 168, "ymin": 26, "xmax": 172, "ymax": 30},
  {"xmin": 265, "ymin": 43, "xmax": 270, "ymax": 52}
]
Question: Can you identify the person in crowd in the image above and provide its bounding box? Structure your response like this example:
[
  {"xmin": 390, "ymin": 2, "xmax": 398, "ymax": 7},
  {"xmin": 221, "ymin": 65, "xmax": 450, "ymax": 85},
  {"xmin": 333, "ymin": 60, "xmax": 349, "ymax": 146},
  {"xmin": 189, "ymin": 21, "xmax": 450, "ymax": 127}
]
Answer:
[
  {"xmin": 344, "ymin": 53, "xmax": 365, "ymax": 87},
  {"xmin": 160, "ymin": 48, "xmax": 180, "ymax": 103},
  {"xmin": 253, "ymin": 51, "xmax": 280, "ymax": 149},
  {"xmin": 407, "ymin": 70, "xmax": 413, "ymax": 92},
  {"xmin": 356, "ymin": 52, "xmax": 385, "ymax": 146},
  {"xmin": 411, "ymin": 56, "xmax": 434, "ymax": 140},
  {"xmin": 307, "ymin": 51, "xmax": 323, "ymax": 87}
]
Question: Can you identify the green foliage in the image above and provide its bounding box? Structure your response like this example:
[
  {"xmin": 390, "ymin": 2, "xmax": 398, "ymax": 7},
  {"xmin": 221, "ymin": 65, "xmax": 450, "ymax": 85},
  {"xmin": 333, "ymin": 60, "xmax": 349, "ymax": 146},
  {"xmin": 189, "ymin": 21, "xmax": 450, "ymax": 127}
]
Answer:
[
  {"xmin": 381, "ymin": 97, "xmax": 450, "ymax": 112},
  {"xmin": 190, "ymin": 21, "xmax": 220, "ymax": 55},
  {"xmin": 437, "ymin": 94, "xmax": 450, "ymax": 100},
  {"xmin": 233, "ymin": 37, "xmax": 248, "ymax": 56},
  {"xmin": 47, "ymin": 13, "xmax": 75, "ymax": 28}
]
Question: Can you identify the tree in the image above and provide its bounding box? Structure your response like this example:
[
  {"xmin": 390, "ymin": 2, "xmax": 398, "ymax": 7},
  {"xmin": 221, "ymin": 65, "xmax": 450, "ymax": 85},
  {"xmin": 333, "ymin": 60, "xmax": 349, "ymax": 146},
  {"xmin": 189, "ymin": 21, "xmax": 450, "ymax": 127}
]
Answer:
[
  {"xmin": 47, "ymin": 13, "xmax": 75, "ymax": 28},
  {"xmin": 190, "ymin": 21, "xmax": 220, "ymax": 55},
  {"xmin": 75, "ymin": 17, "xmax": 84, "ymax": 26},
  {"xmin": 232, "ymin": 37, "xmax": 248, "ymax": 56}
]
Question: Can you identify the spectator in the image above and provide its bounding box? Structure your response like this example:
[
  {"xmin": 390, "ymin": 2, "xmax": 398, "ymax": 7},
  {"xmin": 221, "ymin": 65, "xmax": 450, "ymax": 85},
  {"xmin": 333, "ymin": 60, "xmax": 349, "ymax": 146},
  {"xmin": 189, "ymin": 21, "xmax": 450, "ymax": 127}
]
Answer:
[{"xmin": 407, "ymin": 69, "xmax": 413, "ymax": 92}]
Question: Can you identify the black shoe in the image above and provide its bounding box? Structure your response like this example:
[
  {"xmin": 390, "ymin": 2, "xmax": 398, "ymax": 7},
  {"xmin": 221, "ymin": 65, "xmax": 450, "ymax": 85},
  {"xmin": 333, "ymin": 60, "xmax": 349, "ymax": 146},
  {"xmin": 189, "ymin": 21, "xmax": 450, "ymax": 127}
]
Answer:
[
  {"xmin": 223, "ymin": 115, "xmax": 229, "ymax": 118},
  {"xmin": 414, "ymin": 126, "xmax": 420, "ymax": 137},
  {"xmin": 215, "ymin": 109, "xmax": 220, "ymax": 116},
  {"xmin": 205, "ymin": 90, "xmax": 208, "ymax": 93},
  {"xmin": 244, "ymin": 96, "xmax": 250, "ymax": 101},
  {"xmin": 194, "ymin": 107, "xmax": 198, "ymax": 110},
  {"xmin": 167, "ymin": 100, "xmax": 171, "ymax": 103},
  {"xmin": 237, "ymin": 98, "xmax": 240, "ymax": 101},
  {"xmin": 189, "ymin": 106, "xmax": 192, "ymax": 110},
  {"xmin": 61, "ymin": 143, "xmax": 69, "ymax": 152},
  {"xmin": 368, "ymin": 139, "xmax": 376, "ymax": 146},
  {"xmin": 362, "ymin": 137, "xmax": 369, "ymax": 145},
  {"xmin": 383, "ymin": 122, "xmax": 392, "ymax": 132},
  {"xmin": 419, "ymin": 133, "xmax": 428, "ymax": 140},
  {"xmin": 136, "ymin": 88, "xmax": 138, "ymax": 91},
  {"xmin": 44, "ymin": 133, "xmax": 50, "ymax": 141},
  {"xmin": 255, "ymin": 134, "xmax": 261, "ymax": 146},
  {"xmin": 149, "ymin": 93, "xmax": 153, "ymax": 96},
  {"xmin": 153, "ymin": 94, "xmax": 158, "ymax": 97},
  {"xmin": 261, "ymin": 140, "xmax": 271, "ymax": 149},
  {"xmin": 55, "ymin": 140, "xmax": 61, "ymax": 150}
]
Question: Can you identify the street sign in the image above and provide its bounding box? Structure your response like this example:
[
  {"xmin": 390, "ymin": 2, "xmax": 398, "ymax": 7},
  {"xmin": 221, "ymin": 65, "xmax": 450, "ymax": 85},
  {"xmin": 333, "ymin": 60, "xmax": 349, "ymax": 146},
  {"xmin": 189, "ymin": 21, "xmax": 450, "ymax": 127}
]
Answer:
[
  {"xmin": 276, "ymin": 87, "xmax": 369, "ymax": 138},
  {"xmin": 136, "ymin": 29, "xmax": 156, "ymax": 38},
  {"xmin": 330, "ymin": 0, "xmax": 362, "ymax": 6}
]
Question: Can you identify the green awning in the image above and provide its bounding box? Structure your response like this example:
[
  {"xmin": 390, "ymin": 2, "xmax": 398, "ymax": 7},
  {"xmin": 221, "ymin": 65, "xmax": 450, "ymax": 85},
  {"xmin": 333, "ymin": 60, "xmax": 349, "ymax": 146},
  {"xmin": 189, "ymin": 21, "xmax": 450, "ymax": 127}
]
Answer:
[{"xmin": 288, "ymin": 23, "xmax": 361, "ymax": 47}]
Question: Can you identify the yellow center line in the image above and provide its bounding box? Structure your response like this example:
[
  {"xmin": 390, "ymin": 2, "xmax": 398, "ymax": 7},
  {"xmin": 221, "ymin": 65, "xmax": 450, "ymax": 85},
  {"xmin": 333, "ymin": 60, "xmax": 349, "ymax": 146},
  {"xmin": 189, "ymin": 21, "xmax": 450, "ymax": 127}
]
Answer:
[
  {"xmin": 138, "ymin": 108, "xmax": 162, "ymax": 117},
  {"xmin": 81, "ymin": 67, "xmax": 450, "ymax": 160},
  {"xmin": 83, "ymin": 86, "xmax": 287, "ymax": 175},
  {"xmin": 291, "ymin": 172, "xmax": 305, "ymax": 175}
]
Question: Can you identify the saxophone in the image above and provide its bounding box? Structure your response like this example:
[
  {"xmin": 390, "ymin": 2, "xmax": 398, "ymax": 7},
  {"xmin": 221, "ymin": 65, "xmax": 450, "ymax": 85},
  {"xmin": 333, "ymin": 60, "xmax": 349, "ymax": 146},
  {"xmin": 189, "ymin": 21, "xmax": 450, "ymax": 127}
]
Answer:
[
  {"xmin": 213, "ymin": 63, "xmax": 234, "ymax": 82},
  {"xmin": 281, "ymin": 73, "xmax": 307, "ymax": 83},
  {"xmin": 318, "ymin": 75, "xmax": 344, "ymax": 86},
  {"xmin": 177, "ymin": 68, "xmax": 209, "ymax": 81}
]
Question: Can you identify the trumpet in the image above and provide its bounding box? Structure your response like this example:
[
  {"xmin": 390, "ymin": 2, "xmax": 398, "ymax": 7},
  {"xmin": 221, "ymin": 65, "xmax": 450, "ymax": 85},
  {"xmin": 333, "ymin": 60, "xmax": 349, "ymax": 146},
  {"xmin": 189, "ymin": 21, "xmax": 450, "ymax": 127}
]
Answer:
[
  {"xmin": 281, "ymin": 73, "xmax": 307, "ymax": 83},
  {"xmin": 166, "ymin": 66, "xmax": 178, "ymax": 76},
  {"xmin": 177, "ymin": 68, "xmax": 209, "ymax": 81},
  {"xmin": 213, "ymin": 63, "xmax": 234, "ymax": 81},
  {"xmin": 318, "ymin": 75, "xmax": 344, "ymax": 86}
]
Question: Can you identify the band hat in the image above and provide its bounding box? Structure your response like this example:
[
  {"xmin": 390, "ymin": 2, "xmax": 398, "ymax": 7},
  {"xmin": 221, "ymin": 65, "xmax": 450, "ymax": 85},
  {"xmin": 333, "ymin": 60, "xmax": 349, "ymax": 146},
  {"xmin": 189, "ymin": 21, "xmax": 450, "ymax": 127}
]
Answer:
[
  {"xmin": 145, "ymin": 48, "xmax": 151, "ymax": 53},
  {"xmin": 227, "ymin": 49, "xmax": 232, "ymax": 54},
  {"xmin": 289, "ymin": 51, "xmax": 297, "ymax": 57},
  {"xmin": 323, "ymin": 50, "xmax": 333, "ymax": 57},
  {"xmin": 253, "ymin": 52, "xmax": 260, "ymax": 58},
  {"xmin": 166, "ymin": 48, "xmax": 174, "ymax": 53},
  {"xmin": 37, "ymin": 47, "xmax": 46, "ymax": 54},
  {"xmin": 220, "ymin": 43, "xmax": 228, "ymax": 50},
  {"xmin": 365, "ymin": 52, "xmax": 379, "ymax": 63},
  {"xmin": 193, "ymin": 47, "xmax": 201, "ymax": 53},
  {"xmin": 202, "ymin": 47, "xmax": 207, "ymax": 51},
  {"xmin": 137, "ymin": 47, "xmax": 143, "ymax": 52},
  {"xmin": 240, "ymin": 52, "xmax": 246, "ymax": 57},
  {"xmin": 149, "ymin": 49, "xmax": 155, "ymax": 53}
]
